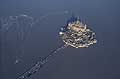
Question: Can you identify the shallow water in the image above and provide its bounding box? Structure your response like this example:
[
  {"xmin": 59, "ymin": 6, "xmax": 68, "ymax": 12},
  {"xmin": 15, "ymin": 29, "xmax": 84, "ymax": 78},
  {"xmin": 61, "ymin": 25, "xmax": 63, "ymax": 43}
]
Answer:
[{"xmin": 0, "ymin": 0, "xmax": 120, "ymax": 79}]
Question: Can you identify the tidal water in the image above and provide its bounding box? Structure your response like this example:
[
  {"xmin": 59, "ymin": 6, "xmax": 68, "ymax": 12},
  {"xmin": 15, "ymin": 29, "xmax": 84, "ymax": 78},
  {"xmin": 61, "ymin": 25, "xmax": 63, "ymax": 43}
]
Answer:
[{"xmin": 0, "ymin": 0, "xmax": 120, "ymax": 79}]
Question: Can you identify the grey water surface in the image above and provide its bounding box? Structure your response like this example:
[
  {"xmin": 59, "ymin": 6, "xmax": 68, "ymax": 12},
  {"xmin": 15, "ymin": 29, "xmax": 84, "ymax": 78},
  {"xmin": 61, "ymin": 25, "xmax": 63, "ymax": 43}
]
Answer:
[{"xmin": 0, "ymin": 0, "xmax": 120, "ymax": 79}]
